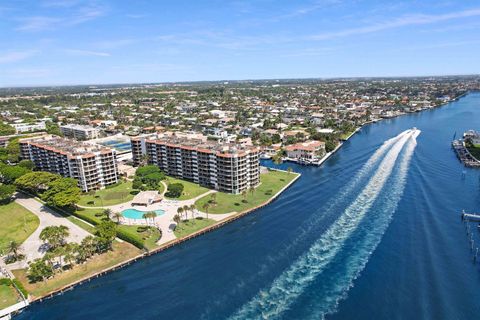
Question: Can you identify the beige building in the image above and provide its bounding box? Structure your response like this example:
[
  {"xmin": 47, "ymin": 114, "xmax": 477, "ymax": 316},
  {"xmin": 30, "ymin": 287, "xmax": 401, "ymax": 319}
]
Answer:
[
  {"xmin": 131, "ymin": 135, "xmax": 260, "ymax": 194},
  {"xmin": 284, "ymin": 140, "xmax": 326, "ymax": 161},
  {"xmin": 60, "ymin": 124, "xmax": 99, "ymax": 141},
  {"xmin": 20, "ymin": 135, "xmax": 119, "ymax": 192}
]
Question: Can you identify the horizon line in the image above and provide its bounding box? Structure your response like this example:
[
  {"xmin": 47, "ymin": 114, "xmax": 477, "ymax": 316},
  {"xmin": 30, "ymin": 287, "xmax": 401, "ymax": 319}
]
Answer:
[{"xmin": 1, "ymin": 73, "xmax": 479, "ymax": 90}]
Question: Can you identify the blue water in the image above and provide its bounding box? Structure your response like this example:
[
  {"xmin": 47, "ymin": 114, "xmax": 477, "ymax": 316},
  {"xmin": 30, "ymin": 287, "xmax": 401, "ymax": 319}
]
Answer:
[
  {"xmin": 121, "ymin": 208, "xmax": 165, "ymax": 219},
  {"xmin": 17, "ymin": 93, "xmax": 480, "ymax": 319}
]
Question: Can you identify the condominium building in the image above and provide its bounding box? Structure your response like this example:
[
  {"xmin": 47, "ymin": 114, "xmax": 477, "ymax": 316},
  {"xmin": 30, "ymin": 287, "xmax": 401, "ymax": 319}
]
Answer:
[
  {"xmin": 131, "ymin": 135, "xmax": 260, "ymax": 194},
  {"xmin": 60, "ymin": 124, "xmax": 99, "ymax": 141},
  {"xmin": 20, "ymin": 135, "xmax": 119, "ymax": 192},
  {"xmin": 11, "ymin": 122, "xmax": 46, "ymax": 133}
]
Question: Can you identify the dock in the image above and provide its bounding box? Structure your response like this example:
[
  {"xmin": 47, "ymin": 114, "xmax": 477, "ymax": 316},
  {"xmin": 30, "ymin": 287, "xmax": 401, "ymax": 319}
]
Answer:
[{"xmin": 452, "ymin": 140, "xmax": 480, "ymax": 167}]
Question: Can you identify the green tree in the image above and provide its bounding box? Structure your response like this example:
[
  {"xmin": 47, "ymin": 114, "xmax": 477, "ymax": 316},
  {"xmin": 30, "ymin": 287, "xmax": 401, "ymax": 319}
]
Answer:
[
  {"xmin": 18, "ymin": 160, "xmax": 35, "ymax": 170},
  {"xmin": 166, "ymin": 183, "xmax": 184, "ymax": 198},
  {"xmin": 95, "ymin": 220, "xmax": 117, "ymax": 251},
  {"xmin": 0, "ymin": 122, "xmax": 15, "ymax": 136},
  {"xmin": 0, "ymin": 164, "xmax": 31, "ymax": 184},
  {"xmin": 28, "ymin": 258, "xmax": 54, "ymax": 282},
  {"xmin": 39, "ymin": 225, "xmax": 70, "ymax": 250},
  {"xmin": 0, "ymin": 184, "xmax": 15, "ymax": 203},
  {"xmin": 41, "ymin": 177, "xmax": 81, "ymax": 207},
  {"xmin": 15, "ymin": 171, "xmax": 60, "ymax": 194}
]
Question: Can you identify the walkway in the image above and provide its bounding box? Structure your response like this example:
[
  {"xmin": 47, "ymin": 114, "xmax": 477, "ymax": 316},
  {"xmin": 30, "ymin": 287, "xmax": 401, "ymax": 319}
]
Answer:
[{"xmin": 9, "ymin": 194, "xmax": 91, "ymax": 269}]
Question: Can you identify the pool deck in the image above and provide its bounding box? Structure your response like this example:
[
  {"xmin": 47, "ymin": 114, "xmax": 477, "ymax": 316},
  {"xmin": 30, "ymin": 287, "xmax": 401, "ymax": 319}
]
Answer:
[{"xmin": 101, "ymin": 189, "xmax": 230, "ymax": 245}]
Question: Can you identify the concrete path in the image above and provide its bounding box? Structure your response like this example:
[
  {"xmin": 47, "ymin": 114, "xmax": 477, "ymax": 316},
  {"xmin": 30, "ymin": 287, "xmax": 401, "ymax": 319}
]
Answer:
[{"xmin": 9, "ymin": 195, "xmax": 90, "ymax": 269}]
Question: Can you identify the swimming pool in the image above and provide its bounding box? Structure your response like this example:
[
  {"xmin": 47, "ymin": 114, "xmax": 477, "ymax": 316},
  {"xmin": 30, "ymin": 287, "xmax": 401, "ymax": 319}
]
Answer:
[
  {"xmin": 121, "ymin": 208, "xmax": 165, "ymax": 219},
  {"xmin": 100, "ymin": 140, "xmax": 132, "ymax": 152}
]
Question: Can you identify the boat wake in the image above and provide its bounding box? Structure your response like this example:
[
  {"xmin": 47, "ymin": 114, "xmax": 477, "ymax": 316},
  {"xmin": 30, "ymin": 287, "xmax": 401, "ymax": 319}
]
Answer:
[{"xmin": 228, "ymin": 129, "xmax": 420, "ymax": 320}]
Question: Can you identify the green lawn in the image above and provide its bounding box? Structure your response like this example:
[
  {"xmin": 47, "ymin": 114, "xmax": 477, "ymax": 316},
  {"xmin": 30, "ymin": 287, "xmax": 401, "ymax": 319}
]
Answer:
[
  {"xmin": 468, "ymin": 145, "xmax": 480, "ymax": 161},
  {"xmin": 165, "ymin": 177, "xmax": 209, "ymax": 200},
  {"xmin": 173, "ymin": 218, "xmax": 216, "ymax": 238},
  {"xmin": 72, "ymin": 208, "xmax": 160, "ymax": 250},
  {"xmin": 340, "ymin": 130, "xmax": 355, "ymax": 140},
  {"xmin": 12, "ymin": 241, "xmax": 142, "ymax": 299},
  {"xmin": 77, "ymin": 181, "xmax": 136, "ymax": 207},
  {"xmin": 0, "ymin": 202, "xmax": 40, "ymax": 255},
  {"xmin": 0, "ymin": 282, "xmax": 21, "ymax": 309},
  {"xmin": 195, "ymin": 169, "xmax": 298, "ymax": 214}
]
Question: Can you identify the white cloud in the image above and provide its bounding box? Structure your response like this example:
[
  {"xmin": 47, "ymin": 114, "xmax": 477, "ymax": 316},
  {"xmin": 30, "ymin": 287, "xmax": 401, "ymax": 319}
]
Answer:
[
  {"xmin": 16, "ymin": 1, "xmax": 107, "ymax": 31},
  {"xmin": 0, "ymin": 50, "xmax": 38, "ymax": 63},
  {"xmin": 309, "ymin": 8, "xmax": 480, "ymax": 40},
  {"xmin": 64, "ymin": 49, "xmax": 110, "ymax": 57}
]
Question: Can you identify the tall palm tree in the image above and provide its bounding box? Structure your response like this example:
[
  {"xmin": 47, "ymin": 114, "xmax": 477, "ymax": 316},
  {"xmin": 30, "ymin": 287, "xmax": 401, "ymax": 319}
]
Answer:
[
  {"xmin": 202, "ymin": 203, "xmax": 210, "ymax": 220},
  {"xmin": 189, "ymin": 204, "xmax": 196, "ymax": 218},
  {"xmin": 210, "ymin": 192, "xmax": 217, "ymax": 204},
  {"xmin": 249, "ymin": 186, "xmax": 255, "ymax": 196},
  {"xmin": 177, "ymin": 207, "xmax": 184, "ymax": 221},
  {"xmin": 241, "ymin": 190, "xmax": 248, "ymax": 202},
  {"xmin": 173, "ymin": 214, "xmax": 181, "ymax": 229},
  {"xmin": 113, "ymin": 212, "xmax": 122, "ymax": 224},
  {"xmin": 183, "ymin": 205, "xmax": 189, "ymax": 219}
]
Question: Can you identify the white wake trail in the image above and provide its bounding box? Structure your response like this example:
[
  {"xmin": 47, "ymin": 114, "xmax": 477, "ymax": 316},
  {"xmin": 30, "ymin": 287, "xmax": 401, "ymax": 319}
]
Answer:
[
  {"xmin": 228, "ymin": 130, "xmax": 416, "ymax": 320},
  {"xmin": 307, "ymin": 132, "xmax": 419, "ymax": 319}
]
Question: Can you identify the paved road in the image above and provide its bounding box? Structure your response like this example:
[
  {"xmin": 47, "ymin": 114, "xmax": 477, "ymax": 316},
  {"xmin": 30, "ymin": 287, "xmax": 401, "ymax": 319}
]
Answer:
[{"xmin": 10, "ymin": 194, "xmax": 91, "ymax": 269}]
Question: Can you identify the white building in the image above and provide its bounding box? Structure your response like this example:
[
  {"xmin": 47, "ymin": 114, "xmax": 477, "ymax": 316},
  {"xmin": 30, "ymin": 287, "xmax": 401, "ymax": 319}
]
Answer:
[
  {"xmin": 60, "ymin": 124, "xmax": 99, "ymax": 140},
  {"xmin": 11, "ymin": 122, "xmax": 46, "ymax": 133}
]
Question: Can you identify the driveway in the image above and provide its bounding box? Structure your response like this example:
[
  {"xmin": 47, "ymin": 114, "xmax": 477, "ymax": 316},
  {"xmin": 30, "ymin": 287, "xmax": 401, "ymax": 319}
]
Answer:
[{"xmin": 10, "ymin": 194, "xmax": 91, "ymax": 269}]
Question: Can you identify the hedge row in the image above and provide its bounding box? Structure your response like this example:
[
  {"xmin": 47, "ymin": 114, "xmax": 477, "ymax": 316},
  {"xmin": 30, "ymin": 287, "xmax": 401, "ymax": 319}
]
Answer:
[
  {"xmin": 12, "ymin": 278, "xmax": 28, "ymax": 298},
  {"xmin": 72, "ymin": 211, "xmax": 146, "ymax": 250},
  {"xmin": 0, "ymin": 278, "xmax": 28, "ymax": 298},
  {"xmin": 116, "ymin": 228, "xmax": 145, "ymax": 250}
]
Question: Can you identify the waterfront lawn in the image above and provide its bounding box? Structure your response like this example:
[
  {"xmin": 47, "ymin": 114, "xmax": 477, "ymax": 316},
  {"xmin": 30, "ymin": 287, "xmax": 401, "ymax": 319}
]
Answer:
[
  {"xmin": 340, "ymin": 130, "xmax": 355, "ymax": 140},
  {"xmin": 173, "ymin": 218, "xmax": 216, "ymax": 238},
  {"xmin": 77, "ymin": 181, "xmax": 136, "ymax": 207},
  {"xmin": 12, "ymin": 241, "xmax": 142, "ymax": 299},
  {"xmin": 72, "ymin": 208, "xmax": 160, "ymax": 250},
  {"xmin": 467, "ymin": 145, "xmax": 480, "ymax": 161},
  {"xmin": 195, "ymin": 170, "xmax": 298, "ymax": 214},
  {"xmin": 165, "ymin": 177, "xmax": 209, "ymax": 200},
  {"xmin": 0, "ymin": 202, "xmax": 40, "ymax": 255},
  {"xmin": 0, "ymin": 282, "xmax": 20, "ymax": 309}
]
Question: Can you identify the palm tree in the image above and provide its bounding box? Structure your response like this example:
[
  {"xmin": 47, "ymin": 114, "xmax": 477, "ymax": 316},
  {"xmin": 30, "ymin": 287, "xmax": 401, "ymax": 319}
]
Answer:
[
  {"xmin": 189, "ymin": 204, "xmax": 196, "ymax": 219},
  {"xmin": 241, "ymin": 190, "xmax": 248, "ymax": 202},
  {"xmin": 249, "ymin": 186, "xmax": 255, "ymax": 196},
  {"xmin": 210, "ymin": 192, "xmax": 217, "ymax": 205},
  {"xmin": 173, "ymin": 214, "xmax": 181, "ymax": 229},
  {"xmin": 181, "ymin": 205, "xmax": 188, "ymax": 219},
  {"xmin": 103, "ymin": 209, "xmax": 112, "ymax": 220},
  {"xmin": 202, "ymin": 203, "xmax": 210, "ymax": 220},
  {"xmin": 177, "ymin": 207, "xmax": 184, "ymax": 221},
  {"xmin": 8, "ymin": 241, "xmax": 21, "ymax": 261},
  {"xmin": 113, "ymin": 212, "xmax": 122, "ymax": 224}
]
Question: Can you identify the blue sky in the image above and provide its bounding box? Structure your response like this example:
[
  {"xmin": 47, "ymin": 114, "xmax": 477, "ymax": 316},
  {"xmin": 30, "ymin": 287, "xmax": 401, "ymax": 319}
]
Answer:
[{"xmin": 1, "ymin": 0, "xmax": 480, "ymax": 86}]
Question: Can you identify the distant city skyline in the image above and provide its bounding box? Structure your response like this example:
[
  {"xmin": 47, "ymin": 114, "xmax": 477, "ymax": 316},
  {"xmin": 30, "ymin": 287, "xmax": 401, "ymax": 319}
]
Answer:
[{"xmin": 1, "ymin": 0, "xmax": 480, "ymax": 87}]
